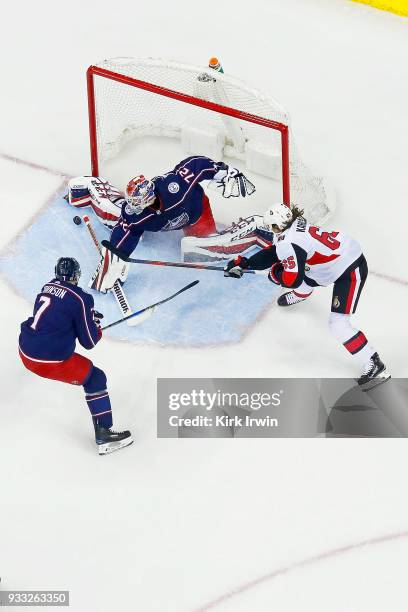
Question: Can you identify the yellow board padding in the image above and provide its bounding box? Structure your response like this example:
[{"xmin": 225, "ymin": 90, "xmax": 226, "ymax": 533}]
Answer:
[{"xmin": 351, "ymin": 0, "xmax": 408, "ymax": 16}]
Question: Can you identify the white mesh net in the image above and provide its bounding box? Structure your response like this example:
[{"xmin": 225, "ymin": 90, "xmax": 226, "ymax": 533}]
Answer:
[{"xmin": 91, "ymin": 57, "xmax": 334, "ymax": 224}]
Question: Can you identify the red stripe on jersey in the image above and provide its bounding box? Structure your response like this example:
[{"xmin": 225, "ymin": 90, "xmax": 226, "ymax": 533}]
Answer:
[
  {"xmin": 345, "ymin": 269, "xmax": 357, "ymax": 314},
  {"xmin": 293, "ymin": 290, "xmax": 313, "ymax": 298},
  {"xmin": 344, "ymin": 332, "xmax": 368, "ymax": 354},
  {"xmin": 281, "ymin": 270, "xmax": 298, "ymax": 287},
  {"xmin": 306, "ymin": 252, "xmax": 340, "ymax": 266},
  {"xmin": 269, "ymin": 263, "xmax": 282, "ymax": 284}
]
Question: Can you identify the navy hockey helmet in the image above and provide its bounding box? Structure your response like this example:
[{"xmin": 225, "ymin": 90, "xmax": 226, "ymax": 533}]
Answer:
[{"xmin": 55, "ymin": 257, "xmax": 81, "ymax": 283}]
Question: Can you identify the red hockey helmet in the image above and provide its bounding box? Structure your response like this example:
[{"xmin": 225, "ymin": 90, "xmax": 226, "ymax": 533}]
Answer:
[{"xmin": 125, "ymin": 175, "xmax": 156, "ymax": 215}]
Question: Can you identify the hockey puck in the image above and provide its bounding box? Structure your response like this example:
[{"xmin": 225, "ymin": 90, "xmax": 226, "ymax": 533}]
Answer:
[{"xmin": 73, "ymin": 216, "xmax": 82, "ymax": 225}]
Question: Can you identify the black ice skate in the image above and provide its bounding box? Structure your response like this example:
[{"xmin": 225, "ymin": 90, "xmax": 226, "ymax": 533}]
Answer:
[
  {"xmin": 95, "ymin": 426, "xmax": 133, "ymax": 455},
  {"xmin": 357, "ymin": 352, "xmax": 391, "ymax": 391},
  {"xmin": 277, "ymin": 291, "xmax": 311, "ymax": 307}
]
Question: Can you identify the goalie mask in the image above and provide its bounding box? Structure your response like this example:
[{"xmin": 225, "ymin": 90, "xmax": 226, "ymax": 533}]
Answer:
[
  {"xmin": 263, "ymin": 203, "xmax": 293, "ymax": 233},
  {"xmin": 125, "ymin": 175, "xmax": 156, "ymax": 215}
]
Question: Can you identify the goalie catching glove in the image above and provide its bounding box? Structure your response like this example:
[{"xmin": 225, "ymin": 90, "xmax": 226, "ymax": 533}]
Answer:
[
  {"xmin": 90, "ymin": 247, "xmax": 130, "ymax": 293},
  {"xmin": 213, "ymin": 163, "xmax": 256, "ymax": 199}
]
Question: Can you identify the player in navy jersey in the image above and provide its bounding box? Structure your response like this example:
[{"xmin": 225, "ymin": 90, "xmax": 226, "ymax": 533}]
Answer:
[
  {"xmin": 19, "ymin": 257, "xmax": 133, "ymax": 455},
  {"xmin": 224, "ymin": 203, "xmax": 389, "ymax": 389},
  {"xmin": 66, "ymin": 155, "xmax": 255, "ymax": 293}
]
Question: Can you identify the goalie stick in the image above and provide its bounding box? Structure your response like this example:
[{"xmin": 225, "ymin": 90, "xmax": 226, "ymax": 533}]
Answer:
[
  {"xmin": 101, "ymin": 280, "xmax": 200, "ymax": 330},
  {"xmin": 101, "ymin": 241, "xmax": 267, "ymax": 275},
  {"xmin": 83, "ymin": 216, "xmax": 143, "ymax": 326}
]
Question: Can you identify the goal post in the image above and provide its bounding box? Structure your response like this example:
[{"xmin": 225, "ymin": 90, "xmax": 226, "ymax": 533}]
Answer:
[
  {"xmin": 86, "ymin": 57, "xmax": 334, "ymax": 224},
  {"xmin": 87, "ymin": 64, "xmax": 291, "ymax": 204}
]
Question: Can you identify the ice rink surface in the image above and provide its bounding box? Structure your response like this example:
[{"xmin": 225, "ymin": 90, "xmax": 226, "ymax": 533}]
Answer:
[{"xmin": 1, "ymin": 0, "xmax": 408, "ymax": 609}]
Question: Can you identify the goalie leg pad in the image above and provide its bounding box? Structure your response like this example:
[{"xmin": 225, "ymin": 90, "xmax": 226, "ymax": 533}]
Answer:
[
  {"xmin": 181, "ymin": 233, "xmax": 261, "ymax": 262},
  {"xmin": 90, "ymin": 247, "xmax": 130, "ymax": 293},
  {"xmin": 181, "ymin": 215, "xmax": 265, "ymax": 262}
]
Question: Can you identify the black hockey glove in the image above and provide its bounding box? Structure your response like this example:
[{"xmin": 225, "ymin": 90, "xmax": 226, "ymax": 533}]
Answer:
[
  {"xmin": 92, "ymin": 309, "xmax": 104, "ymax": 328},
  {"xmin": 224, "ymin": 256, "xmax": 250, "ymax": 278},
  {"xmin": 268, "ymin": 262, "xmax": 284, "ymax": 285}
]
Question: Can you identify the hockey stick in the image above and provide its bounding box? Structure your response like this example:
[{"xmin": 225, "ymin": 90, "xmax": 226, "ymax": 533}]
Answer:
[
  {"xmin": 101, "ymin": 280, "xmax": 200, "ymax": 330},
  {"xmin": 101, "ymin": 241, "xmax": 265, "ymax": 275},
  {"xmin": 83, "ymin": 216, "xmax": 144, "ymax": 326}
]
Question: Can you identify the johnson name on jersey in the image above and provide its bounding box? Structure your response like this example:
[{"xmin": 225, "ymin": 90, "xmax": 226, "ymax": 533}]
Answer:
[{"xmin": 19, "ymin": 279, "xmax": 101, "ymax": 361}]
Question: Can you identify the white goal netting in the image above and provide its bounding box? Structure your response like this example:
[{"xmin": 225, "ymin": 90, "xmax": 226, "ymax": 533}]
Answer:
[{"xmin": 90, "ymin": 57, "xmax": 334, "ymax": 224}]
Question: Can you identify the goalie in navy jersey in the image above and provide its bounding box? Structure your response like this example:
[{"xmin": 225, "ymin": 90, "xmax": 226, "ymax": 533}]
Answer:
[
  {"xmin": 66, "ymin": 155, "xmax": 255, "ymax": 293},
  {"xmin": 224, "ymin": 203, "xmax": 389, "ymax": 389},
  {"xmin": 18, "ymin": 257, "xmax": 133, "ymax": 455}
]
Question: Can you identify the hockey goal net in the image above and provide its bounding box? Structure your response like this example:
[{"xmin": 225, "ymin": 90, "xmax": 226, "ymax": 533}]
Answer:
[{"xmin": 87, "ymin": 57, "xmax": 334, "ymax": 224}]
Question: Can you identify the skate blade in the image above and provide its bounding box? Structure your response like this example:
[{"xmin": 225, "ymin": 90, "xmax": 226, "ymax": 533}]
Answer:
[
  {"xmin": 360, "ymin": 372, "xmax": 391, "ymax": 392},
  {"xmin": 97, "ymin": 437, "xmax": 134, "ymax": 455}
]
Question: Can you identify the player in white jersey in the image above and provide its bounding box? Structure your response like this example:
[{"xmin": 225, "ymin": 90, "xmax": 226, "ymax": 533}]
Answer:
[{"xmin": 224, "ymin": 203, "xmax": 389, "ymax": 389}]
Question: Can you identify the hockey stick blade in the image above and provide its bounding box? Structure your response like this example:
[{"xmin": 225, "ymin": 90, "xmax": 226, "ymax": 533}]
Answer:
[
  {"xmin": 101, "ymin": 240, "xmax": 261, "ymax": 274},
  {"xmin": 101, "ymin": 280, "xmax": 200, "ymax": 330}
]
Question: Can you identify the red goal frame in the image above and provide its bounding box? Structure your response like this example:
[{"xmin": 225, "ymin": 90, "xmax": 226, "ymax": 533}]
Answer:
[{"xmin": 87, "ymin": 65, "xmax": 291, "ymax": 205}]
